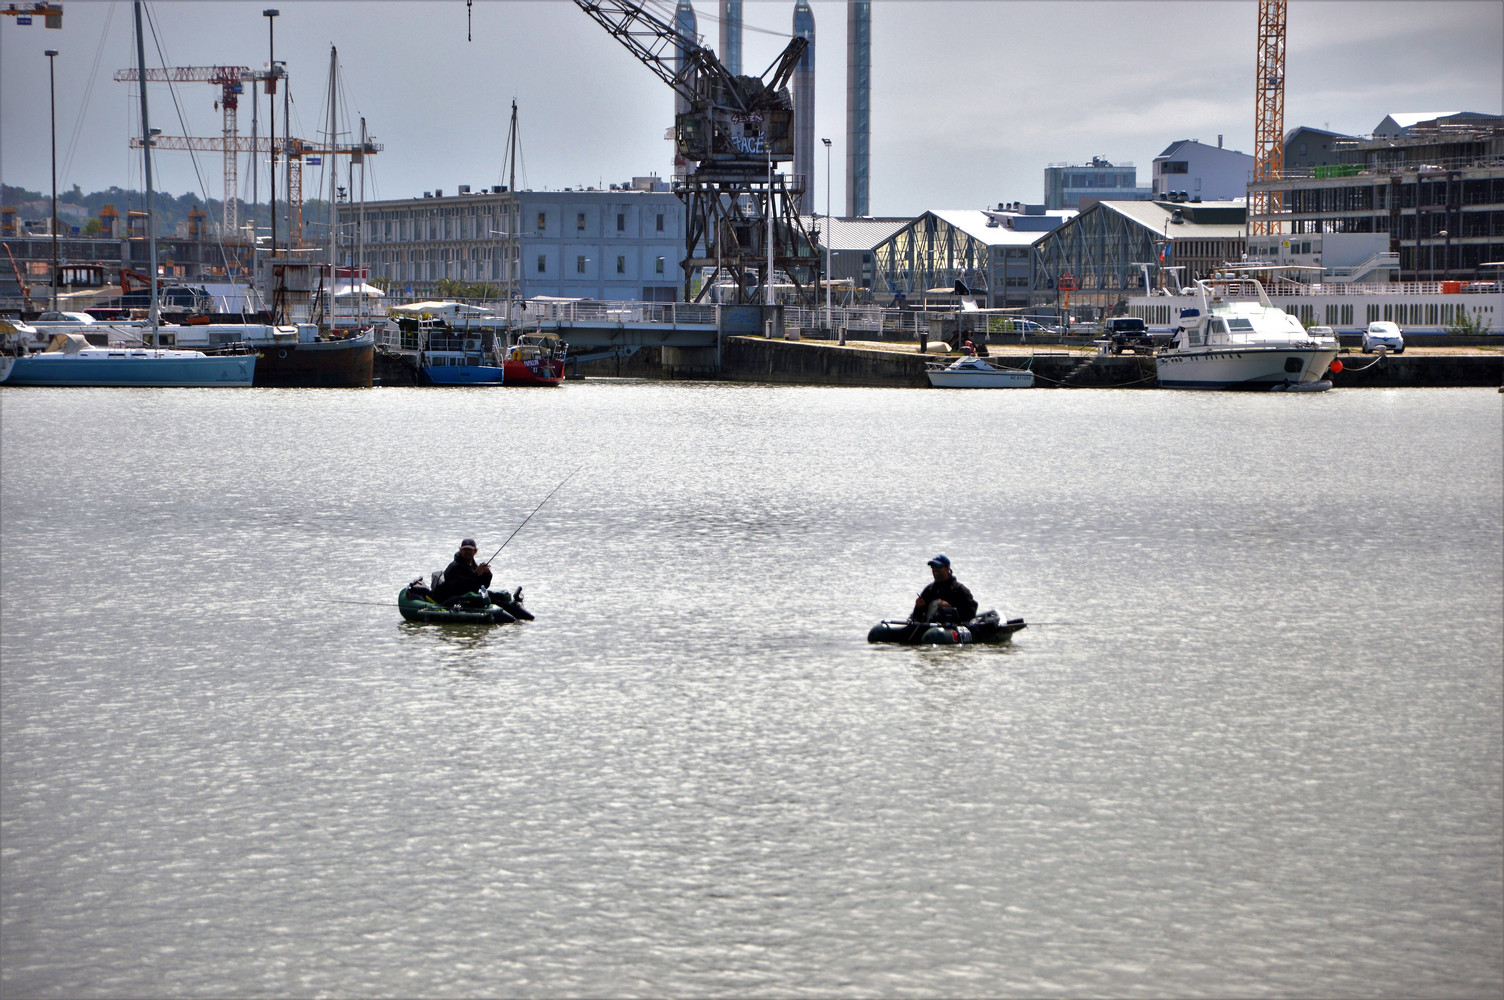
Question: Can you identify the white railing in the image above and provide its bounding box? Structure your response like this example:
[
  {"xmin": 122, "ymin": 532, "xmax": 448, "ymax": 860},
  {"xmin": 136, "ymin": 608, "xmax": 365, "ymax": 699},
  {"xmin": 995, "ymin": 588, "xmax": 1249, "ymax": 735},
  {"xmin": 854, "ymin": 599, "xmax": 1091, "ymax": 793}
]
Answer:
[
  {"xmin": 1326, "ymin": 252, "xmax": 1401, "ymax": 282},
  {"xmin": 518, "ymin": 299, "xmax": 720, "ymax": 327}
]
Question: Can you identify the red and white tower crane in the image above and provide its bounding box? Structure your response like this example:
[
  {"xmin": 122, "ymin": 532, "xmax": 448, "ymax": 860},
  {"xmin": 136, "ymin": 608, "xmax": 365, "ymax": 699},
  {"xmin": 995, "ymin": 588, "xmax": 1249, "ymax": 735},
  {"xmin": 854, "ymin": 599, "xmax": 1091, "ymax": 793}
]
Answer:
[{"xmin": 113, "ymin": 65, "xmax": 255, "ymax": 236}]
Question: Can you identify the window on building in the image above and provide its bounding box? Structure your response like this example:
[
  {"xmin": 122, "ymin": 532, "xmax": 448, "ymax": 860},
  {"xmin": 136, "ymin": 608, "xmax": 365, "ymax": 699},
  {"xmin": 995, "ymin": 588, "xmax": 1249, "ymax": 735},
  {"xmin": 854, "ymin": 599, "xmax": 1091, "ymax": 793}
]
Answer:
[
  {"xmin": 617, "ymin": 213, "xmax": 625, "ymax": 232},
  {"xmin": 577, "ymin": 255, "xmax": 586, "ymax": 273},
  {"xmin": 656, "ymin": 256, "xmax": 664, "ymax": 274},
  {"xmin": 616, "ymin": 255, "xmax": 625, "ymax": 274},
  {"xmin": 577, "ymin": 213, "xmax": 586, "ymax": 231},
  {"xmin": 656, "ymin": 213, "xmax": 664, "ymax": 232},
  {"xmin": 537, "ymin": 255, "xmax": 546, "ymax": 273},
  {"xmin": 537, "ymin": 212, "xmax": 546, "ymax": 232}
]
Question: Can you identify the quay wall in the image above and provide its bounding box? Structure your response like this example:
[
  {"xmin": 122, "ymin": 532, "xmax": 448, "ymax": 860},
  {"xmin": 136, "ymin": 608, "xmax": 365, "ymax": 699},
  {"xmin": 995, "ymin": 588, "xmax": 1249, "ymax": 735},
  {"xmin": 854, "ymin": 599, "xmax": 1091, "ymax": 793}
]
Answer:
[{"xmin": 566, "ymin": 337, "xmax": 1504, "ymax": 389}]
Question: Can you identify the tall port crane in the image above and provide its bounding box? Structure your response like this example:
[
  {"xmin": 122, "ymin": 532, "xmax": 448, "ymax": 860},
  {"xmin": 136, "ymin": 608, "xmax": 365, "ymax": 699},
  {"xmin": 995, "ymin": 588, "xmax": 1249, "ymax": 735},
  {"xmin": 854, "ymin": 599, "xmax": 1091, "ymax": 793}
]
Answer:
[
  {"xmin": 574, "ymin": 0, "xmax": 819, "ymax": 303},
  {"xmin": 1250, "ymin": 0, "xmax": 1286, "ymax": 236},
  {"xmin": 114, "ymin": 65, "xmax": 255, "ymax": 236}
]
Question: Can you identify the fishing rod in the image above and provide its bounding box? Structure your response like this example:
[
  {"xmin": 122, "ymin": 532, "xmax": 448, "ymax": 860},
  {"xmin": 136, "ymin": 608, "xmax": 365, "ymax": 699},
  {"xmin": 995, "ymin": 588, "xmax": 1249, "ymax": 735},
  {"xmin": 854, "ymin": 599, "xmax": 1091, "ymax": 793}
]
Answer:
[{"xmin": 484, "ymin": 464, "xmax": 583, "ymax": 565}]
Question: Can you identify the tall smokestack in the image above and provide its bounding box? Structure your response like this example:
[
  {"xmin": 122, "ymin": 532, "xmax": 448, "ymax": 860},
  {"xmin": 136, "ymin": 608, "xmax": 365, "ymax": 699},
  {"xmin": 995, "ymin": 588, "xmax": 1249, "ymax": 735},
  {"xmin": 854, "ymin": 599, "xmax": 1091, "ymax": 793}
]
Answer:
[
  {"xmin": 846, "ymin": 0, "xmax": 870, "ymax": 217},
  {"xmin": 792, "ymin": 0, "xmax": 815, "ymax": 215},
  {"xmin": 720, "ymin": 0, "xmax": 742, "ymax": 76},
  {"xmin": 674, "ymin": 0, "xmax": 697, "ymax": 122}
]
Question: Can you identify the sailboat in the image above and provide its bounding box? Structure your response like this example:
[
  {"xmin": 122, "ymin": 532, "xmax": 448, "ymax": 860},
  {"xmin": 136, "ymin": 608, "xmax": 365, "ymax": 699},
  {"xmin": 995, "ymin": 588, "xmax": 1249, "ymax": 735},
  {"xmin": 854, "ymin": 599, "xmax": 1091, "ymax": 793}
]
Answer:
[{"xmin": 1, "ymin": 2, "xmax": 255, "ymax": 388}]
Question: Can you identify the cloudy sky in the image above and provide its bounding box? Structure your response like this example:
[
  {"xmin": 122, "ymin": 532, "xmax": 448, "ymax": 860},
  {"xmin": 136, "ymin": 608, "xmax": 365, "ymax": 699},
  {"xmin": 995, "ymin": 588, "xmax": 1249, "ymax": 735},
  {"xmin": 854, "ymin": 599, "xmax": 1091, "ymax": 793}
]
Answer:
[{"xmin": 2, "ymin": 0, "xmax": 1500, "ymax": 218}]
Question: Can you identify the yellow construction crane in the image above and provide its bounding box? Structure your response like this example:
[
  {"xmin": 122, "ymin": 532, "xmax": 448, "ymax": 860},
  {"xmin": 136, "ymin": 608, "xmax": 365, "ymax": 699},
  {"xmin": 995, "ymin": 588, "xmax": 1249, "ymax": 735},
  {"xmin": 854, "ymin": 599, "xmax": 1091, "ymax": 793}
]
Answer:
[
  {"xmin": 0, "ymin": 3, "xmax": 62, "ymax": 28},
  {"xmin": 1251, "ymin": 0, "xmax": 1286, "ymax": 236},
  {"xmin": 129, "ymin": 133, "xmax": 381, "ymax": 248}
]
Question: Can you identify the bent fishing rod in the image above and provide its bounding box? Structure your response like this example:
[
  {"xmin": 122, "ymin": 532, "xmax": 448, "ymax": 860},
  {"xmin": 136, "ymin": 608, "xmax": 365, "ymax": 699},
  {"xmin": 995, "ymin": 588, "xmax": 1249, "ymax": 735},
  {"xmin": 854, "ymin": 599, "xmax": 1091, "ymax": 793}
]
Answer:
[{"xmin": 484, "ymin": 464, "xmax": 583, "ymax": 565}]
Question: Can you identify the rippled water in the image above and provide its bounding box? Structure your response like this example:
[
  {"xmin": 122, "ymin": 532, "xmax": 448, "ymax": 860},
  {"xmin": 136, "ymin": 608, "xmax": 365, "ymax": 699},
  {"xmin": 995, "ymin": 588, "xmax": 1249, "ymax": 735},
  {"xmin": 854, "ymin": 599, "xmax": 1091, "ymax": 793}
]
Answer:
[{"xmin": 3, "ymin": 383, "xmax": 1501, "ymax": 998}]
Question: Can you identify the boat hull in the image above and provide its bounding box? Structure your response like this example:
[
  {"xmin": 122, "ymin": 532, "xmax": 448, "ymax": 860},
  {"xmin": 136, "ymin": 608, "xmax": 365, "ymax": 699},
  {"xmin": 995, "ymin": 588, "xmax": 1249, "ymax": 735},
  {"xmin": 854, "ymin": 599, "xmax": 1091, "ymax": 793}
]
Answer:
[
  {"xmin": 926, "ymin": 368, "xmax": 1034, "ymax": 388},
  {"xmin": 0, "ymin": 351, "xmax": 255, "ymax": 387},
  {"xmin": 250, "ymin": 332, "xmax": 373, "ymax": 388},
  {"xmin": 503, "ymin": 358, "xmax": 565, "ymax": 386},
  {"xmin": 419, "ymin": 364, "xmax": 505, "ymax": 386},
  {"xmin": 1156, "ymin": 347, "xmax": 1338, "ymax": 390},
  {"xmin": 868, "ymin": 615, "xmax": 1027, "ymax": 645}
]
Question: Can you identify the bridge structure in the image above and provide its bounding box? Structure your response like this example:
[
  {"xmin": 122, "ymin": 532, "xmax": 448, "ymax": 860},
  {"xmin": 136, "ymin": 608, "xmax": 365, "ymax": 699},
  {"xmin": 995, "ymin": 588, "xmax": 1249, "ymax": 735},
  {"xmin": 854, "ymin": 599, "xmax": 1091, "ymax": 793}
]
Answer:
[{"xmin": 513, "ymin": 299, "xmax": 753, "ymax": 369}]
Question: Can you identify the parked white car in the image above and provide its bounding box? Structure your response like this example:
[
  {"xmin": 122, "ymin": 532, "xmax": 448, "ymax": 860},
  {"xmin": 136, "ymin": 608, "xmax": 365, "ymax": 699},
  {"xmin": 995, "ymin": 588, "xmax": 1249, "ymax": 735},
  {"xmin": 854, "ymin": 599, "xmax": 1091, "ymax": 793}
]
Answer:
[{"xmin": 1362, "ymin": 321, "xmax": 1404, "ymax": 354}]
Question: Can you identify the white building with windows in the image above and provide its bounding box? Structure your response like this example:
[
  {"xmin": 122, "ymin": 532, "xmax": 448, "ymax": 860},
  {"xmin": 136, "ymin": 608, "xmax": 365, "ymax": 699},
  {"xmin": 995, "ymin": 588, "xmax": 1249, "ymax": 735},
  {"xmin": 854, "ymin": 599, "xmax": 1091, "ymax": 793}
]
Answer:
[
  {"xmin": 1151, "ymin": 138, "xmax": 1255, "ymax": 201},
  {"xmin": 360, "ymin": 178, "xmax": 685, "ymax": 301}
]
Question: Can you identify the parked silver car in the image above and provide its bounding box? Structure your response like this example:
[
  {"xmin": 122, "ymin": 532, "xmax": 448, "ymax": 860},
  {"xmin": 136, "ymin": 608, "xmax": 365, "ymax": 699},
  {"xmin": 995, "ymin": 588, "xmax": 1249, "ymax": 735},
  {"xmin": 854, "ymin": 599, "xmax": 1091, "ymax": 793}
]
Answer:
[{"xmin": 1362, "ymin": 321, "xmax": 1404, "ymax": 354}]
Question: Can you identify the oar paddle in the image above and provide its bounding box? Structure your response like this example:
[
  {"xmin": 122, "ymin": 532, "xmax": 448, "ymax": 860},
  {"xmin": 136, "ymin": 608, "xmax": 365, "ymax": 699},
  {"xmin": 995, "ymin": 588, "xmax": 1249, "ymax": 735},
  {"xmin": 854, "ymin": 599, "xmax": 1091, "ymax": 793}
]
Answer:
[{"xmin": 484, "ymin": 464, "xmax": 583, "ymax": 566}]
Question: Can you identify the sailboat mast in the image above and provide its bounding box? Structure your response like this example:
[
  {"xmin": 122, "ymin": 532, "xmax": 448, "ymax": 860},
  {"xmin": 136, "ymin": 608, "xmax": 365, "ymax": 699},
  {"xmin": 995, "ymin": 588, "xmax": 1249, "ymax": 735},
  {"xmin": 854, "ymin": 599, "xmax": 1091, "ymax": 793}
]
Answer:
[
  {"xmin": 326, "ymin": 45, "xmax": 339, "ymax": 325},
  {"xmin": 358, "ymin": 116, "xmax": 367, "ymax": 329},
  {"xmin": 133, "ymin": 1, "xmax": 158, "ymax": 343},
  {"xmin": 507, "ymin": 100, "xmax": 519, "ymax": 306}
]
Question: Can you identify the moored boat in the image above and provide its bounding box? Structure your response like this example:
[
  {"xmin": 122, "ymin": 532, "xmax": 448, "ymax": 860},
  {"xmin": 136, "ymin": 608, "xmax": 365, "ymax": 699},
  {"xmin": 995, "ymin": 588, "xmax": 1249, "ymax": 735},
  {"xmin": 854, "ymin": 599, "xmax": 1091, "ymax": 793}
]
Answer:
[
  {"xmin": 1154, "ymin": 275, "xmax": 1339, "ymax": 390},
  {"xmin": 380, "ymin": 302, "xmax": 506, "ymax": 385},
  {"xmin": 0, "ymin": 331, "xmax": 255, "ymax": 387},
  {"xmin": 503, "ymin": 330, "xmax": 566, "ymax": 386},
  {"xmin": 868, "ymin": 611, "xmax": 1027, "ymax": 645},
  {"xmin": 926, "ymin": 354, "xmax": 1034, "ymax": 388}
]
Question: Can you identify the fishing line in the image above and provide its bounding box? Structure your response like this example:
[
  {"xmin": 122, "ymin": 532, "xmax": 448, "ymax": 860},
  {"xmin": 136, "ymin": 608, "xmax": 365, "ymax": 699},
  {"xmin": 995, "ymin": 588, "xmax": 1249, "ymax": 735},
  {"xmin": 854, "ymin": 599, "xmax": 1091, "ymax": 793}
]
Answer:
[{"xmin": 485, "ymin": 465, "xmax": 584, "ymax": 565}]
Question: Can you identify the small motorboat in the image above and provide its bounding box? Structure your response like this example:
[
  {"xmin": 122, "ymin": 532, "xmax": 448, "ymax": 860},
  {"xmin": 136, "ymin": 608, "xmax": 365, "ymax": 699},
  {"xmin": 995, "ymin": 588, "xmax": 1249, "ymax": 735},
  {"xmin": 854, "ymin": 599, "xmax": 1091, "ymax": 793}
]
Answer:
[
  {"xmin": 868, "ymin": 610, "xmax": 1027, "ymax": 645},
  {"xmin": 397, "ymin": 579, "xmax": 534, "ymax": 624},
  {"xmin": 925, "ymin": 354, "xmax": 1034, "ymax": 388}
]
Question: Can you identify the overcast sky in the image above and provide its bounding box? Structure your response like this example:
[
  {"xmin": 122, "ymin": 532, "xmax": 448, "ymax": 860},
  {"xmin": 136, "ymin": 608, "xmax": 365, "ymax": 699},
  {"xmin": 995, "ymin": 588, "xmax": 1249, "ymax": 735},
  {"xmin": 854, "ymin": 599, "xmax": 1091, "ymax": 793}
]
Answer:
[{"xmin": 2, "ymin": 0, "xmax": 1500, "ymax": 218}]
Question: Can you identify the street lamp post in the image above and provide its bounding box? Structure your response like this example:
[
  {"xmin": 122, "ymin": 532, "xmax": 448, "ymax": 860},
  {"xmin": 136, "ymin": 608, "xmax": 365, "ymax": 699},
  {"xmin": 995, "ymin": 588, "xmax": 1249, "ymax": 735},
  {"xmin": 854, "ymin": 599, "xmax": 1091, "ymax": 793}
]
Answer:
[
  {"xmin": 822, "ymin": 137, "xmax": 833, "ymax": 341},
  {"xmin": 1438, "ymin": 230, "xmax": 1448, "ymax": 281},
  {"xmin": 46, "ymin": 48, "xmax": 59, "ymax": 313}
]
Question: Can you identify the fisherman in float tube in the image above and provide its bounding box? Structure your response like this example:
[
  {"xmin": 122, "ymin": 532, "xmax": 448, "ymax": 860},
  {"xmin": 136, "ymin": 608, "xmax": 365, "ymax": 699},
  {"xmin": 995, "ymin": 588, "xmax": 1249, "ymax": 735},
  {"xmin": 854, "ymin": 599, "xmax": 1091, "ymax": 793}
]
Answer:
[
  {"xmin": 434, "ymin": 539, "xmax": 491, "ymax": 603},
  {"xmin": 432, "ymin": 538, "xmax": 534, "ymax": 620},
  {"xmin": 913, "ymin": 554, "xmax": 978, "ymax": 624}
]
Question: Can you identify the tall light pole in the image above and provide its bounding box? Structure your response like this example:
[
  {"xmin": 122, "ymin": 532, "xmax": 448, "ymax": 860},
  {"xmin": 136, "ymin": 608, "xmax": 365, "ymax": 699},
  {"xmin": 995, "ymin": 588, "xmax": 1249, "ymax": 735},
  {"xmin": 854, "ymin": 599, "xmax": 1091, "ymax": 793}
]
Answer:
[
  {"xmin": 822, "ymin": 137, "xmax": 832, "ymax": 339},
  {"xmin": 46, "ymin": 48, "xmax": 59, "ymax": 312}
]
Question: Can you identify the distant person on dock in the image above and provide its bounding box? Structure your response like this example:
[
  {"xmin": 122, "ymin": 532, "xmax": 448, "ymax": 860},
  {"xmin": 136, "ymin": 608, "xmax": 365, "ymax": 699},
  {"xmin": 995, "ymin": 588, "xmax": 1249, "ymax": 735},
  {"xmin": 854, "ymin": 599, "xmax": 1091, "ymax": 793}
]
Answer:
[
  {"xmin": 434, "ymin": 538, "xmax": 493, "ymax": 604},
  {"xmin": 913, "ymin": 554, "xmax": 978, "ymax": 623}
]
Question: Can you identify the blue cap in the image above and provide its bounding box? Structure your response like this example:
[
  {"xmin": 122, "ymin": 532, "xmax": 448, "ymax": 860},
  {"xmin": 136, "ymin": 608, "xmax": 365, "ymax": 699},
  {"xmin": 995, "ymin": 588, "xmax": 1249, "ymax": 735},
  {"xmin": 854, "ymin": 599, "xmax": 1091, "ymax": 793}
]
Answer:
[
  {"xmin": 927, "ymin": 554, "xmax": 950, "ymax": 568},
  {"xmin": 460, "ymin": 538, "xmax": 477, "ymax": 550}
]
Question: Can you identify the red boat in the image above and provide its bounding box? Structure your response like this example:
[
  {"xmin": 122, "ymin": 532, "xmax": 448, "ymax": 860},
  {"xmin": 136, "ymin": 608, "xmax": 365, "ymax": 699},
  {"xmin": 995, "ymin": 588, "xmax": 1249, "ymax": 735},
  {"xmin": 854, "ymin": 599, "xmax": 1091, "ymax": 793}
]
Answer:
[{"xmin": 503, "ymin": 330, "xmax": 565, "ymax": 386}]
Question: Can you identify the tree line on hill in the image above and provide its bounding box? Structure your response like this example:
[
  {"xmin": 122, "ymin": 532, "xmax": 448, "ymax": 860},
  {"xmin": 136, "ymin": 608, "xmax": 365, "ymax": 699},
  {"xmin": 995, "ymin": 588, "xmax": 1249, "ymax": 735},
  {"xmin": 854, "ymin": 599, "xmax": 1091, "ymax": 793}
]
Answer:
[{"xmin": 2, "ymin": 183, "xmax": 335, "ymax": 239}]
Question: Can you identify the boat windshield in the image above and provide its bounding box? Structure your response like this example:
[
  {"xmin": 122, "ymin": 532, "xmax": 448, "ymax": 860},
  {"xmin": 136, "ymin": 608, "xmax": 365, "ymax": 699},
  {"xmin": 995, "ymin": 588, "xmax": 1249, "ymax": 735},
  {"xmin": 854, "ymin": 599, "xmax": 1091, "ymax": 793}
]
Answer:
[{"xmin": 1228, "ymin": 318, "xmax": 1255, "ymax": 331}]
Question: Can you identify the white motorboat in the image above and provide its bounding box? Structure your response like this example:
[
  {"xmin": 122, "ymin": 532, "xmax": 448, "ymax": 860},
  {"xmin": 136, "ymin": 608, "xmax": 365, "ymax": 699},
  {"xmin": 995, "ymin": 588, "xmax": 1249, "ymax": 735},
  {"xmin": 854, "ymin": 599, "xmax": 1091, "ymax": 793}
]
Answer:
[
  {"xmin": 926, "ymin": 354, "xmax": 1035, "ymax": 388},
  {"xmin": 1155, "ymin": 275, "xmax": 1339, "ymax": 391}
]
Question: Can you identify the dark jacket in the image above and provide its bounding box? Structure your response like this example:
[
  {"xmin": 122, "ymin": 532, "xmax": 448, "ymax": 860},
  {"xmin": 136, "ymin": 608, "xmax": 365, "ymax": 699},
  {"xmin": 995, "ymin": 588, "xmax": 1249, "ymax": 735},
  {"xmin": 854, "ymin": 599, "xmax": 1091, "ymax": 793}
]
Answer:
[
  {"xmin": 917, "ymin": 575, "xmax": 978, "ymax": 621},
  {"xmin": 434, "ymin": 551, "xmax": 492, "ymax": 602}
]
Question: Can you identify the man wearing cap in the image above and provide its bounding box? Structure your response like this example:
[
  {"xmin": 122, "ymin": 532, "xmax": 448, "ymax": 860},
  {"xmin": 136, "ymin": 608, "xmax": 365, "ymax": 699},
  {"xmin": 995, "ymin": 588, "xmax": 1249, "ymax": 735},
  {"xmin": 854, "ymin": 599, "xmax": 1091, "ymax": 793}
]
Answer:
[
  {"xmin": 434, "ymin": 538, "xmax": 494, "ymax": 605},
  {"xmin": 913, "ymin": 554, "xmax": 977, "ymax": 624}
]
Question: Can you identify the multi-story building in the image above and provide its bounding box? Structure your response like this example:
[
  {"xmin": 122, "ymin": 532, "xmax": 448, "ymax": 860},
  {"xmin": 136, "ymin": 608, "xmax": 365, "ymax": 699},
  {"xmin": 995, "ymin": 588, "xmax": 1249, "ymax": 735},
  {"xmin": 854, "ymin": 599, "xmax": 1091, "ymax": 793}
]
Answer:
[
  {"xmin": 1043, "ymin": 158, "xmax": 1151, "ymax": 210},
  {"xmin": 1151, "ymin": 138, "xmax": 1255, "ymax": 200},
  {"xmin": 1249, "ymin": 116, "xmax": 1504, "ymax": 280},
  {"xmin": 360, "ymin": 179, "xmax": 686, "ymax": 301}
]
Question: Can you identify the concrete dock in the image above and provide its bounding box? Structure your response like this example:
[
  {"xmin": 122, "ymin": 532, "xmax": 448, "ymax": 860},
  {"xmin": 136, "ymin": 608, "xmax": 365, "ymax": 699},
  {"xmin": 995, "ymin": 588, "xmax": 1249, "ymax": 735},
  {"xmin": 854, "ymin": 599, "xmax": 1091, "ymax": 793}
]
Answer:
[{"xmin": 576, "ymin": 337, "xmax": 1504, "ymax": 389}]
